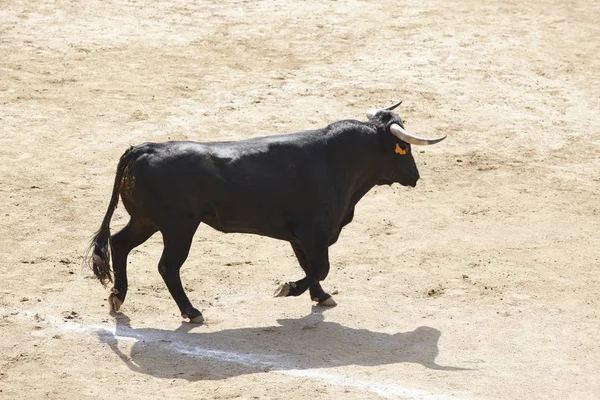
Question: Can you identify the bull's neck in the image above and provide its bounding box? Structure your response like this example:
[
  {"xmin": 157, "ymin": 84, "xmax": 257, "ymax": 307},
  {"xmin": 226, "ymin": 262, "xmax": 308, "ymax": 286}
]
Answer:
[{"xmin": 326, "ymin": 123, "xmax": 386, "ymax": 206}]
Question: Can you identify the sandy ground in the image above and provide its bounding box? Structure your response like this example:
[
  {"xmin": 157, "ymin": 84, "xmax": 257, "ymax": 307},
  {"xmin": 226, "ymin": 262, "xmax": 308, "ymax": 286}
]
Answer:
[{"xmin": 1, "ymin": 0, "xmax": 599, "ymax": 399}]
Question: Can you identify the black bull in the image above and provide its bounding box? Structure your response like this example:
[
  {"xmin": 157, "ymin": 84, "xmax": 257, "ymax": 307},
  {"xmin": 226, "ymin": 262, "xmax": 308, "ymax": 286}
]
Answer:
[{"xmin": 89, "ymin": 104, "xmax": 445, "ymax": 323}]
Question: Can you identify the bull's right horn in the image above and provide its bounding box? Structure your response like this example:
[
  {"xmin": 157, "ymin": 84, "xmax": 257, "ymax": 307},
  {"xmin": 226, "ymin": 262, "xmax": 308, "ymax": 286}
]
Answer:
[{"xmin": 390, "ymin": 123, "xmax": 446, "ymax": 146}]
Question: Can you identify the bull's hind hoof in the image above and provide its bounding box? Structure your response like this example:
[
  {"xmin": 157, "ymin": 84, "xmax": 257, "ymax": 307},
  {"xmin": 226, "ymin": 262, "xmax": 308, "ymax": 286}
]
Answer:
[
  {"xmin": 108, "ymin": 290, "xmax": 123, "ymax": 313},
  {"xmin": 182, "ymin": 307, "xmax": 204, "ymax": 324},
  {"xmin": 182, "ymin": 313, "xmax": 204, "ymax": 324},
  {"xmin": 274, "ymin": 282, "xmax": 297, "ymax": 297},
  {"xmin": 191, "ymin": 315, "xmax": 204, "ymax": 324}
]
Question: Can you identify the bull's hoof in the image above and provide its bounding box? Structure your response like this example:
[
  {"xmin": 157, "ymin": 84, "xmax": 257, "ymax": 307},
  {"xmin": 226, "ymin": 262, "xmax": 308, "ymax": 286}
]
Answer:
[
  {"xmin": 108, "ymin": 289, "xmax": 123, "ymax": 313},
  {"xmin": 319, "ymin": 297, "xmax": 337, "ymax": 307},
  {"xmin": 274, "ymin": 283, "xmax": 290, "ymax": 297},
  {"xmin": 185, "ymin": 314, "xmax": 205, "ymax": 324},
  {"xmin": 274, "ymin": 282, "xmax": 297, "ymax": 297},
  {"xmin": 182, "ymin": 307, "xmax": 204, "ymax": 324},
  {"xmin": 312, "ymin": 296, "xmax": 337, "ymax": 307}
]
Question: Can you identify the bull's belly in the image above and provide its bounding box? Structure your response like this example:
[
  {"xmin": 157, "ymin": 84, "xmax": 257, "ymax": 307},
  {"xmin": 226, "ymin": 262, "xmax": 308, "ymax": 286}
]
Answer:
[
  {"xmin": 195, "ymin": 199, "xmax": 349, "ymax": 244},
  {"xmin": 200, "ymin": 206, "xmax": 297, "ymax": 242}
]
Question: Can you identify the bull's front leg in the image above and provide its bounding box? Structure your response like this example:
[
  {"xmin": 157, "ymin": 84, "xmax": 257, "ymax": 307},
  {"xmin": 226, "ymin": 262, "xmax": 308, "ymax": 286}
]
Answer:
[
  {"xmin": 275, "ymin": 234, "xmax": 336, "ymax": 306},
  {"xmin": 308, "ymin": 283, "xmax": 337, "ymax": 307}
]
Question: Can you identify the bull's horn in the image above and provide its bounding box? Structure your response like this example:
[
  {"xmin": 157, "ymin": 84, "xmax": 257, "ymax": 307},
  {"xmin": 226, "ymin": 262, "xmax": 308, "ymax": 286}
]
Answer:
[
  {"xmin": 366, "ymin": 101, "xmax": 403, "ymax": 119},
  {"xmin": 390, "ymin": 123, "xmax": 446, "ymax": 145},
  {"xmin": 385, "ymin": 100, "xmax": 403, "ymax": 111}
]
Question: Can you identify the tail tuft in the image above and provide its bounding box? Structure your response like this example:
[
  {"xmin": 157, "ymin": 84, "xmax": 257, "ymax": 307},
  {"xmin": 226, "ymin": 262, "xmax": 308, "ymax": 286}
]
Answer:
[{"xmin": 90, "ymin": 232, "xmax": 113, "ymax": 286}]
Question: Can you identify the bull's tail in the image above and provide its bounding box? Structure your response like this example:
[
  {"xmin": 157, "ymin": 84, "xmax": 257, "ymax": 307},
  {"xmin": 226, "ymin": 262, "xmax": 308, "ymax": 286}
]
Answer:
[{"xmin": 89, "ymin": 147, "xmax": 134, "ymax": 286}]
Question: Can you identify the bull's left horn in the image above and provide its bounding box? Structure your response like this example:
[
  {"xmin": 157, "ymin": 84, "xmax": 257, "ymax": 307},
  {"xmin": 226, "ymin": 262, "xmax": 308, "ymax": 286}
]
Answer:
[
  {"xmin": 390, "ymin": 123, "xmax": 446, "ymax": 146},
  {"xmin": 384, "ymin": 100, "xmax": 403, "ymax": 111},
  {"xmin": 366, "ymin": 101, "xmax": 403, "ymax": 119}
]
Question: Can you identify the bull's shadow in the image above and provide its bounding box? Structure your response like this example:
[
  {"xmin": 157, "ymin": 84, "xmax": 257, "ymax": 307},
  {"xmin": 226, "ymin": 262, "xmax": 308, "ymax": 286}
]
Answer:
[{"xmin": 96, "ymin": 308, "xmax": 466, "ymax": 381}]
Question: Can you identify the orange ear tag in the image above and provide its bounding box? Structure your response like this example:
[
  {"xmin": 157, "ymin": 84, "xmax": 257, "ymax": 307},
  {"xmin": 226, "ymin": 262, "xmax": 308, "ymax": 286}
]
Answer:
[{"xmin": 395, "ymin": 143, "xmax": 407, "ymax": 155}]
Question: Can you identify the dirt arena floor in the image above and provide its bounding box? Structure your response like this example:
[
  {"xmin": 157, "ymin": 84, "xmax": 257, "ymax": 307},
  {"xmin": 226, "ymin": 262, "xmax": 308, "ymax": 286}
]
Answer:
[{"xmin": 1, "ymin": 0, "xmax": 599, "ymax": 399}]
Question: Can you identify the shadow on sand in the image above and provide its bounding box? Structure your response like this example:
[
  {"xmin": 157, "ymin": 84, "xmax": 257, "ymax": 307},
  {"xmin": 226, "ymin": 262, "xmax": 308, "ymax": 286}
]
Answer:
[{"xmin": 96, "ymin": 308, "xmax": 467, "ymax": 381}]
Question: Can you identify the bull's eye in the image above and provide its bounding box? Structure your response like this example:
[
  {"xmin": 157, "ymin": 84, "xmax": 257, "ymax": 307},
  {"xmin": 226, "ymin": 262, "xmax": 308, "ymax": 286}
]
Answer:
[{"xmin": 394, "ymin": 143, "xmax": 407, "ymax": 155}]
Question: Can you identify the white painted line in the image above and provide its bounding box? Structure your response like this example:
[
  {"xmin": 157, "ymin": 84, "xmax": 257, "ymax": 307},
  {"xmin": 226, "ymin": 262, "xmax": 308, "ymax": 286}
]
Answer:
[
  {"xmin": 172, "ymin": 341, "xmax": 282, "ymax": 368},
  {"xmin": 282, "ymin": 369, "xmax": 460, "ymax": 400},
  {"xmin": 10, "ymin": 309, "xmax": 468, "ymax": 400}
]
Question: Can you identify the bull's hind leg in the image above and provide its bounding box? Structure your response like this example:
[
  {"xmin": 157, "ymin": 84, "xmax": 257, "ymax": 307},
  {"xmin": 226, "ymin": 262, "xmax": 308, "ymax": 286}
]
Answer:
[
  {"xmin": 109, "ymin": 218, "xmax": 157, "ymax": 312},
  {"xmin": 287, "ymin": 243, "xmax": 337, "ymax": 306},
  {"xmin": 157, "ymin": 223, "xmax": 203, "ymax": 323}
]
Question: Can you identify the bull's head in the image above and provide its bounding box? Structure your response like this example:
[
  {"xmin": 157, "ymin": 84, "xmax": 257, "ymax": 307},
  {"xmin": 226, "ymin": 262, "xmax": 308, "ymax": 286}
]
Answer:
[{"xmin": 367, "ymin": 101, "xmax": 446, "ymax": 187}]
